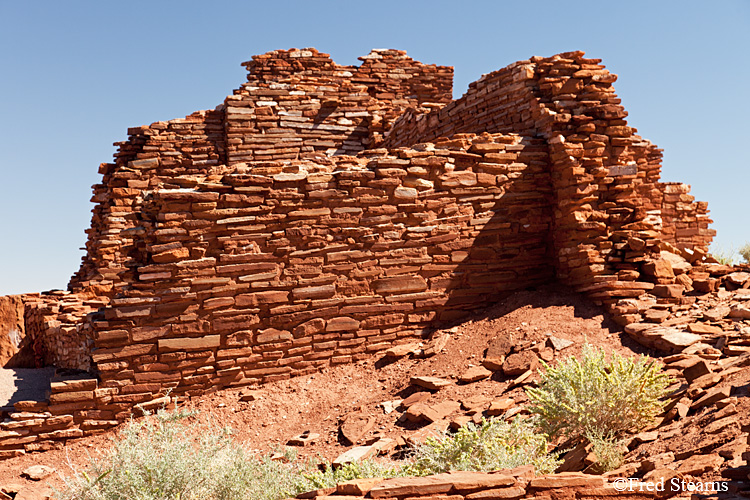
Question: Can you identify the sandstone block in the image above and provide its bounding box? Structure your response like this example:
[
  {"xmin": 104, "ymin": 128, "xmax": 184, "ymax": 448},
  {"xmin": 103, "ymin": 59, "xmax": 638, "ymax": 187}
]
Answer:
[
  {"xmin": 326, "ymin": 317, "xmax": 361, "ymax": 332},
  {"xmin": 502, "ymin": 351, "xmax": 539, "ymax": 376},
  {"xmin": 676, "ymin": 453, "xmax": 723, "ymax": 475},
  {"xmin": 459, "ymin": 365, "xmax": 493, "ymax": 383},
  {"xmin": 373, "ymin": 276, "xmax": 427, "ymax": 294},
  {"xmin": 158, "ymin": 335, "xmax": 220, "ymax": 351},
  {"xmin": 236, "ymin": 291, "xmax": 289, "ymax": 306},
  {"xmin": 411, "ymin": 376, "xmax": 452, "ymax": 391}
]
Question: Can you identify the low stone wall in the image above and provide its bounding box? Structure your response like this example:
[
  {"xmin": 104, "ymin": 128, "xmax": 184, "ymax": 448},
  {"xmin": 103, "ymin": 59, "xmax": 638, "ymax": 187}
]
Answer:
[
  {"xmin": 23, "ymin": 292, "xmax": 105, "ymax": 371},
  {"xmin": 292, "ymin": 471, "xmax": 660, "ymax": 500},
  {"xmin": 0, "ymin": 371, "xmax": 166, "ymax": 459}
]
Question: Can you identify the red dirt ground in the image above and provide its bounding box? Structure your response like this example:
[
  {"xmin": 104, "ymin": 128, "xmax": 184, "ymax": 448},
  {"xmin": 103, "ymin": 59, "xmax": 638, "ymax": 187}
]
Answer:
[{"xmin": 0, "ymin": 283, "xmax": 692, "ymax": 496}]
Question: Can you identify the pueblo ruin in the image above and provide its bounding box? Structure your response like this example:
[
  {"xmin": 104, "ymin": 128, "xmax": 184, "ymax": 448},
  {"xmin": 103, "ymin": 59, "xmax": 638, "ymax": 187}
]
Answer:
[{"xmin": 1, "ymin": 47, "xmax": 750, "ymax": 496}]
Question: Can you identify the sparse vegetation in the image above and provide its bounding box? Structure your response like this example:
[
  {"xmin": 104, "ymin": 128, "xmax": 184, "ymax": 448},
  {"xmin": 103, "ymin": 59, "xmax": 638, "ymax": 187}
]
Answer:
[
  {"xmin": 303, "ymin": 459, "xmax": 404, "ymax": 489},
  {"xmin": 58, "ymin": 408, "xmax": 312, "ymax": 500},
  {"xmin": 709, "ymin": 243, "xmax": 738, "ymax": 265},
  {"xmin": 526, "ymin": 344, "xmax": 671, "ymax": 471},
  {"xmin": 58, "ymin": 408, "xmax": 560, "ymax": 500},
  {"xmin": 740, "ymin": 242, "xmax": 750, "ymax": 264},
  {"xmin": 586, "ymin": 429, "xmax": 625, "ymax": 472},
  {"xmin": 404, "ymin": 417, "xmax": 561, "ymax": 476},
  {"xmin": 526, "ymin": 344, "xmax": 671, "ymax": 440}
]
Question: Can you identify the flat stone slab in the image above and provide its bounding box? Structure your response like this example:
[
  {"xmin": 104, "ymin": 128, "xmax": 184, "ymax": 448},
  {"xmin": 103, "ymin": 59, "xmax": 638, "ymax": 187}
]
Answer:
[
  {"xmin": 0, "ymin": 367, "xmax": 56, "ymax": 412},
  {"xmin": 410, "ymin": 376, "xmax": 452, "ymax": 390}
]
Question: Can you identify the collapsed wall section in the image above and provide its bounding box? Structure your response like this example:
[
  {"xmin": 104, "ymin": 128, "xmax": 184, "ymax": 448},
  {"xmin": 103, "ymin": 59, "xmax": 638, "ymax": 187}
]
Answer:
[
  {"xmin": 225, "ymin": 48, "xmax": 453, "ymax": 164},
  {"xmin": 70, "ymin": 49, "xmax": 453, "ymax": 298}
]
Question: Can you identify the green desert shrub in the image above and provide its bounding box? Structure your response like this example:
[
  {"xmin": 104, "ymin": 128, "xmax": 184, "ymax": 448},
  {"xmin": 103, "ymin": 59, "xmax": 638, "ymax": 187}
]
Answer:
[
  {"xmin": 526, "ymin": 344, "xmax": 671, "ymax": 440},
  {"xmin": 739, "ymin": 242, "xmax": 750, "ymax": 264},
  {"xmin": 303, "ymin": 459, "xmax": 404, "ymax": 489},
  {"xmin": 585, "ymin": 428, "xmax": 625, "ymax": 472},
  {"xmin": 405, "ymin": 417, "xmax": 561, "ymax": 476},
  {"xmin": 526, "ymin": 344, "xmax": 671, "ymax": 470},
  {"xmin": 709, "ymin": 243, "xmax": 737, "ymax": 265},
  {"xmin": 57, "ymin": 408, "xmax": 310, "ymax": 500}
]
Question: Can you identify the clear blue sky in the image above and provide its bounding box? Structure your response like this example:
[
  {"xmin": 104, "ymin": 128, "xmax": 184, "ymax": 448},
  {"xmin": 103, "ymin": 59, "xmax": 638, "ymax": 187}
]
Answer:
[{"xmin": 1, "ymin": 1, "xmax": 748, "ymax": 296}]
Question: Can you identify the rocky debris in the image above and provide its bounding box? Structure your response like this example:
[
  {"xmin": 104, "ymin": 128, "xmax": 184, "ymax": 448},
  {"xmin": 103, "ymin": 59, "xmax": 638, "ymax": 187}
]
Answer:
[
  {"xmin": 676, "ymin": 453, "xmax": 724, "ymax": 475},
  {"xmin": 339, "ymin": 412, "xmax": 375, "ymax": 445},
  {"xmin": 378, "ymin": 400, "xmax": 401, "ymax": 415},
  {"xmin": 410, "ymin": 376, "xmax": 452, "ymax": 391},
  {"xmin": 405, "ymin": 400, "xmax": 461, "ymax": 424},
  {"xmin": 0, "ymin": 483, "xmax": 53, "ymax": 500},
  {"xmin": 502, "ymin": 351, "xmax": 540, "ymax": 376},
  {"xmin": 332, "ymin": 445, "xmax": 376, "ymax": 467},
  {"xmin": 287, "ymin": 430, "xmax": 320, "ymax": 446},
  {"xmin": 460, "ymin": 395, "xmax": 492, "ymax": 415},
  {"xmin": 239, "ymin": 389, "xmax": 261, "ymax": 402},
  {"xmin": 486, "ymin": 398, "xmax": 514, "ymax": 416},
  {"xmin": 401, "ymin": 391, "xmax": 431, "ymax": 409},
  {"xmin": 337, "ymin": 477, "xmax": 384, "ymax": 496},
  {"xmin": 482, "ymin": 337, "xmax": 513, "ymax": 371},
  {"xmin": 0, "ymin": 484, "xmax": 23, "ymax": 499},
  {"xmin": 458, "ymin": 366, "xmax": 492, "ymax": 383},
  {"xmin": 384, "ymin": 342, "xmax": 422, "ymax": 359},
  {"xmin": 419, "ymin": 333, "xmax": 451, "ymax": 358},
  {"xmin": 547, "ymin": 336, "xmax": 574, "ymax": 351},
  {"xmin": 20, "ymin": 465, "xmax": 54, "ymax": 481}
]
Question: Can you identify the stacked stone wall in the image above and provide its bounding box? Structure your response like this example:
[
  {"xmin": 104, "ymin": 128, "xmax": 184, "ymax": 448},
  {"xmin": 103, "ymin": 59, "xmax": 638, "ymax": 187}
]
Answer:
[
  {"xmin": 91, "ymin": 133, "xmax": 553, "ymax": 397},
  {"xmin": 70, "ymin": 49, "xmax": 452, "ymax": 298},
  {"xmin": 658, "ymin": 182, "xmax": 714, "ymax": 251},
  {"xmin": 23, "ymin": 292, "xmax": 104, "ymax": 370},
  {"xmin": 292, "ymin": 470, "xmax": 660, "ymax": 500},
  {"xmin": 70, "ymin": 109, "xmax": 227, "ymax": 295},
  {"xmin": 384, "ymin": 51, "xmax": 715, "ymax": 306},
  {"xmin": 225, "ymin": 48, "xmax": 452, "ymax": 164}
]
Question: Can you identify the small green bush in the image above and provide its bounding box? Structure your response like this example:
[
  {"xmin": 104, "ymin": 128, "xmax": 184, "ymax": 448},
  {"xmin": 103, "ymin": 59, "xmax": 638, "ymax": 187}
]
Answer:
[
  {"xmin": 739, "ymin": 242, "xmax": 750, "ymax": 264},
  {"xmin": 586, "ymin": 429, "xmax": 625, "ymax": 472},
  {"xmin": 405, "ymin": 417, "xmax": 561, "ymax": 476},
  {"xmin": 709, "ymin": 244, "xmax": 737, "ymax": 265},
  {"xmin": 303, "ymin": 459, "xmax": 404, "ymax": 489},
  {"xmin": 526, "ymin": 344, "xmax": 671, "ymax": 441},
  {"xmin": 58, "ymin": 408, "xmax": 311, "ymax": 500}
]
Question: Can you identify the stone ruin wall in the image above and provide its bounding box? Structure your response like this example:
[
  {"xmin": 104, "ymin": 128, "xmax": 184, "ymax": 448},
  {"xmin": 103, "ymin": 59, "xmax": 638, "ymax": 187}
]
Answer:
[
  {"xmin": 293, "ymin": 470, "xmax": 664, "ymax": 500},
  {"xmin": 382, "ymin": 51, "xmax": 714, "ymax": 278},
  {"xmin": 1, "ymin": 49, "xmax": 716, "ymax": 458},
  {"xmin": 89, "ymin": 133, "xmax": 554, "ymax": 399}
]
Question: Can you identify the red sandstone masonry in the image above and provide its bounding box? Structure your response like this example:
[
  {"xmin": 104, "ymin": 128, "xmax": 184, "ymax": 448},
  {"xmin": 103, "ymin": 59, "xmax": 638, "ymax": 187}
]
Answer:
[
  {"xmin": 227, "ymin": 48, "xmax": 453, "ymax": 164},
  {"xmin": 70, "ymin": 49, "xmax": 452, "ymax": 297},
  {"xmin": 92, "ymin": 134, "xmax": 554, "ymax": 396},
  {"xmin": 383, "ymin": 50, "xmax": 714, "ymax": 307},
  {"xmin": 287, "ymin": 470, "xmax": 659, "ymax": 500}
]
